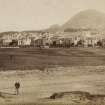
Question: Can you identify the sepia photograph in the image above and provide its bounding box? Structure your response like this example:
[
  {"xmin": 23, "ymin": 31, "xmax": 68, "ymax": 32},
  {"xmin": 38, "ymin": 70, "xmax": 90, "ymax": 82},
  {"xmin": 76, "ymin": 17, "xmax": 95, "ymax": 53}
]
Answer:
[{"xmin": 0, "ymin": 0, "xmax": 105, "ymax": 105}]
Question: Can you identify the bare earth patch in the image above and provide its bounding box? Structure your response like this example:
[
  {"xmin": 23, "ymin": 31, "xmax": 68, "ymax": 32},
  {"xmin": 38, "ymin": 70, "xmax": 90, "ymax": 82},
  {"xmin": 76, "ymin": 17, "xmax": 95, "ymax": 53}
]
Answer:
[{"xmin": 0, "ymin": 66, "xmax": 104, "ymax": 105}]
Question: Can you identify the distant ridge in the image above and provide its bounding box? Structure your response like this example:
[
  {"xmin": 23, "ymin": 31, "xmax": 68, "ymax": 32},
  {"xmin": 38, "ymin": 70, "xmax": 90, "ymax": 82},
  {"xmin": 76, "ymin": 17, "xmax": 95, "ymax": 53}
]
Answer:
[
  {"xmin": 44, "ymin": 24, "xmax": 60, "ymax": 32},
  {"xmin": 1, "ymin": 9, "xmax": 105, "ymax": 34},
  {"xmin": 62, "ymin": 9, "xmax": 105, "ymax": 31},
  {"xmin": 0, "ymin": 30, "xmax": 43, "ymax": 37}
]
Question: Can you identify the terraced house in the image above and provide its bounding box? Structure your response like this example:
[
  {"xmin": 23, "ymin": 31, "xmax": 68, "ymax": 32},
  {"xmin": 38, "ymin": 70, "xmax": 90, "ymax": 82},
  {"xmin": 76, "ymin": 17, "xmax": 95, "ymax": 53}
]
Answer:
[{"xmin": 0, "ymin": 29, "xmax": 105, "ymax": 48}]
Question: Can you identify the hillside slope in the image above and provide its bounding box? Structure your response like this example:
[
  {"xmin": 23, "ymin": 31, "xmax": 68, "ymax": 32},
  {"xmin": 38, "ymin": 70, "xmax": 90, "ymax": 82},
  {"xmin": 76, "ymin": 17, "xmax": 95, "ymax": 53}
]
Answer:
[{"xmin": 62, "ymin": 9, "xmax": 105, "ymax": 31}]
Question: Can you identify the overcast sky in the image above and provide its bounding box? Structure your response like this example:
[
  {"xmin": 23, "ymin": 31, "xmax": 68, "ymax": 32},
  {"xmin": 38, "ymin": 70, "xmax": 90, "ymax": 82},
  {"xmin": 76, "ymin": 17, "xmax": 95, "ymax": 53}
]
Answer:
[{"xmin": 0, "ymin": 0, "xmax": 105, "ymax": 32}]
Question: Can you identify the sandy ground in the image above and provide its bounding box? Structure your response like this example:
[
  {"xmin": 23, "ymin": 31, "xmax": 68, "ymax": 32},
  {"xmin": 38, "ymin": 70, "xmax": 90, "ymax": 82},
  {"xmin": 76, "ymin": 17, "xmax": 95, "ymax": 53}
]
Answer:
[{"xmin": 0, "ymin": 66, "xmax": 105, "ymax": 104}]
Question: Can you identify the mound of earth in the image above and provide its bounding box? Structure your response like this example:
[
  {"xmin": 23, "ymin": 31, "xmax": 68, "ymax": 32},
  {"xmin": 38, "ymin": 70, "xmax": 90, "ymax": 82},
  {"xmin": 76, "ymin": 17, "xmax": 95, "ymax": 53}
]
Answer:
[{"xmin": 50, "ymin": 91, "xmax": 105, "ymax": 104}]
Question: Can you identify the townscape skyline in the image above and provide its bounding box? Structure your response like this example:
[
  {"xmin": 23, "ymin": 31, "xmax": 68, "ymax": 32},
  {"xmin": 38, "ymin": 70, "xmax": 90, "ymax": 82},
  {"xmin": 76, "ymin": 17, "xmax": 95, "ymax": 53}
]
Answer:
[{"xmin": 0, "ymin": 0, "xmax": 105, "ymax": 32}]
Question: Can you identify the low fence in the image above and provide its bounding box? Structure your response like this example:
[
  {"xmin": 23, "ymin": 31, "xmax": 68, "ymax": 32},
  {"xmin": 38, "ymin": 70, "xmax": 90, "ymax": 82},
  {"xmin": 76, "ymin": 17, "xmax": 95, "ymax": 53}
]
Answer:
[{"xmin": 0, "ymin": 44, "xmax": 104, "ymax": 48}]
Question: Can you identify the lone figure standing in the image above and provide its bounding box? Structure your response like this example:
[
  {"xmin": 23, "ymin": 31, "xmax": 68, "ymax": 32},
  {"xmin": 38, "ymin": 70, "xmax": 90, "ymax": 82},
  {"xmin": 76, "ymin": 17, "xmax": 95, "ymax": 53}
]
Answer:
[{"xmin": 15, "ymin": 82, "xmax": 20, "ymax": 95}]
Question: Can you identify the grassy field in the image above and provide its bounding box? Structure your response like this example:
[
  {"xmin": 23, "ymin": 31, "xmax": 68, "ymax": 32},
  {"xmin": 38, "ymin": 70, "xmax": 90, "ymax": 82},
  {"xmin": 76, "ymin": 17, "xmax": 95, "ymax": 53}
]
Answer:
[
  {"xmin": 0, "ymin": 66, "xmax": 105, "ymax": 105},
  {"xmin": 0, "ymin": 48, "xmax": 105, "ymax": 105},
  {"xmin": 0, "ymin": 47, "xmax": 105, "ymax": 70}
]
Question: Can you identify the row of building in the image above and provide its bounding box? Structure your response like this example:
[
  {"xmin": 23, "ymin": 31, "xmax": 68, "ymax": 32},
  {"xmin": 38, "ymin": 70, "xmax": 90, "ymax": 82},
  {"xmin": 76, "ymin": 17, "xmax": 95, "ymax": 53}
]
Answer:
[{"xmin": 0, "ymin": 30, "xmax": 105, "ymax": 48}]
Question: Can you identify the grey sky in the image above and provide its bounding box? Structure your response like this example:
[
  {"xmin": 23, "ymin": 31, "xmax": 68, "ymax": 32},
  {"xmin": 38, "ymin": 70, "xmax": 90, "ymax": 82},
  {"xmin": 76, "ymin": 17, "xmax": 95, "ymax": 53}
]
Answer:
[{"xmin": 0, "ymin": 0, "xmax": 105, "ymax": 32}]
